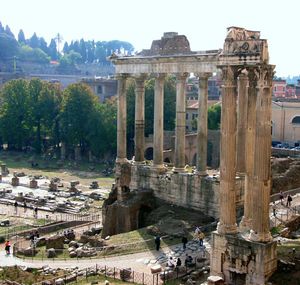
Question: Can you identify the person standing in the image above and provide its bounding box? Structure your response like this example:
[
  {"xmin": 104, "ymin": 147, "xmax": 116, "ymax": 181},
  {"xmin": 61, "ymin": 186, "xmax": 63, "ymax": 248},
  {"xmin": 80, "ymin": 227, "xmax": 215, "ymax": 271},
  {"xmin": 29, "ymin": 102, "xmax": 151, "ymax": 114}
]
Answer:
[
  {"xmin": 287, "ymin": 195, "xmax": 293, "ymax": 207},
  {"xmin": 154, "ymin": 235, "xmax": 161, "ymax": 251},
  {"xmin": 182, "ymin": 236, "xmax": 188, "ymax": 250}
]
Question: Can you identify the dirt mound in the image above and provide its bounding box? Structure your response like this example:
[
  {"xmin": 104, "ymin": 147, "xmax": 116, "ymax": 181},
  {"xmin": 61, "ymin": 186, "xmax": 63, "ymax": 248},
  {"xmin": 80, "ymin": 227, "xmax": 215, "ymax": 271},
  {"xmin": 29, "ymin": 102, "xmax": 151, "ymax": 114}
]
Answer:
[
  {"xmin": 272, "ymin": 158, "xmax": 300, "ymax": 194},
  {"xmin": 145, "ymin": 203, "xmax": 214, "ymax": 236}
]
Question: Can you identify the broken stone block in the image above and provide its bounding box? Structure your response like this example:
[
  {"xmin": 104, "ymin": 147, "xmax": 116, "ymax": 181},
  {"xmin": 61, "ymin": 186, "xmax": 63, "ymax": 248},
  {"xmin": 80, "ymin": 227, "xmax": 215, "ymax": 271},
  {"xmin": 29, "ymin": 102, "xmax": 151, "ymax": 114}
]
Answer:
[{"xmin": 150, "ymin": 265, "xmax": 162, "ymax": 274}]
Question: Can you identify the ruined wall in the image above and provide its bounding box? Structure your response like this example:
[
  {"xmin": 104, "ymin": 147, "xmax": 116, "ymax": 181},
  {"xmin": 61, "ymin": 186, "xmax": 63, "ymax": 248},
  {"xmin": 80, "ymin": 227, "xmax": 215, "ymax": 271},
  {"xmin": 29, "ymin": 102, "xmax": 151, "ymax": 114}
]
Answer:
[
  {"xmin": 210, "ymin": 232, "xmax": 277, "ymax": 285},
  {"xmin": 130, "ymin": 165, "xmax": 244, "ymax": 219}
]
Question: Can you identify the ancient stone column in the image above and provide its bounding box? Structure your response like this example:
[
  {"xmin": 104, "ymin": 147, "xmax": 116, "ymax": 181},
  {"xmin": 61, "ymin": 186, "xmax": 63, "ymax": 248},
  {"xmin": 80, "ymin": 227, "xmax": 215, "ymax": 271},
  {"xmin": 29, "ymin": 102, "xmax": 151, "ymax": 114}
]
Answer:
[
  {"xmin": 174, "ymin": 73, "xmax": 188, "ymax": 171},
  {"xmin": 239, "ymin": 69, "xmax": 256, "ymax": 231},
  {"xmin": 217, "ymin": 66, "xmax": 238, "ymax": 235},
  {"xmin": 236, "ymin": 72, "xmax": 248, "ymax": 173},
  {"xmin": 153, "ymin": 74, "xmax": 165, "ymax": 168},
  {"xmin": 196, "ymin": 73, "xmax": 211, "ymax": 175},
  {"xmin": 116, "ymin": 74, "xmax": 128, "ymax": 163},
  {"xmin": 250, "ymin": 65, "xmax": 274, "ymax": 242},
  {"xmin": 134, "ymin": 74, "xmax": 147, "ymax": 163}
]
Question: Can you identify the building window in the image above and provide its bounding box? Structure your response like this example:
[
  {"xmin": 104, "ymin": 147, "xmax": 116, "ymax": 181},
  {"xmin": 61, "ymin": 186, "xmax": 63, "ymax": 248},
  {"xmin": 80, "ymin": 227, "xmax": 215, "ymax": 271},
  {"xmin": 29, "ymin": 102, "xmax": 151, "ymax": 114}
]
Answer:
[
  {"xmin": 291, "ymin": 116, "xmax": 300, "ymax": 124},
  {"xmin": 97, "ymin": 85, "xmax": 103, "ymax": 94},
  {"xmin": 186, "ymin": 113, "xmax": 189, "ymax": 120}
]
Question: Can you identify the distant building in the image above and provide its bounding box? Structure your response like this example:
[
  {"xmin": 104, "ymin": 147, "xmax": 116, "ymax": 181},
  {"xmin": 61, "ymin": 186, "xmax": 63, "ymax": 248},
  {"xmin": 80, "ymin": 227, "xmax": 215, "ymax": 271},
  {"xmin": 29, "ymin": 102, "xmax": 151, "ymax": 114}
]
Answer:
[
  {"xmin": 186, "ymin": 100, "xmax": 220, "ymax": 132},
  {"xmin": 273, "ymin": 79, "xmax": 286, "ymax": 98},
  {"xmin": 81, "ymin": 77, "xmax": 117, "ymax": 102},
  {"xmin": 272, "ymin": 101, "xmax": 300, "ymax": 144},
  {"xmin": 186, "ymin": 76, "xmax": 221, "ymax": 101}
]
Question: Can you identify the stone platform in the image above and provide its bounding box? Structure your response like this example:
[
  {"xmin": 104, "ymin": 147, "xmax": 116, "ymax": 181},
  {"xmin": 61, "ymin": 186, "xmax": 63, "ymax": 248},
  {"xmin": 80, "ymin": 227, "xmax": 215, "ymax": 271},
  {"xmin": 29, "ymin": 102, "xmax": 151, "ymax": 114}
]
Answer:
[{"xmin": 210, "ymin": 232, "xmax": 277, "ymax": 285}]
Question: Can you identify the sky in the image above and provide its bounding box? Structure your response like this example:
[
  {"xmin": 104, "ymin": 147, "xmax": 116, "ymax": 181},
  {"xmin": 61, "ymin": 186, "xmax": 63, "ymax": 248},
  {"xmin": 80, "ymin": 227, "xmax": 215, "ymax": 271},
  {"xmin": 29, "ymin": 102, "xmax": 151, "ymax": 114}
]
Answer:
[{"xmin": 0, "ymin": 0, "xmax": 299, "ymax": 77}]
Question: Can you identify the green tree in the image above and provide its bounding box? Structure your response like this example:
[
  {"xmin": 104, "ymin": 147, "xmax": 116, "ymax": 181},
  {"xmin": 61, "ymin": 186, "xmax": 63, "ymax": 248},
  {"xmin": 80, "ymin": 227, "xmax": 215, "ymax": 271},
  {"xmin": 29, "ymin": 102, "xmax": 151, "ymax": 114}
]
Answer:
[
  {"xmin": 18, "ymin": 29, "xmax": 26, "ymax": 44},
  {"xmin": 60, "ymin": 83, "xmax": 98, "ymax": 151},
  {"xmin": 19, "ymin": 45, "xmax": 50, "ymax": 63},
  {"xmin": 48, "ymin": 39, "xmax": 58, "ymax": 60},
  {"xmin": 0, "ymin": 79, "xmax": 30, "ymax": 150},
  {"xmin": 208, "ymin": 104, "xmax": 221, "ymax": 130},
  {"xmin": 29, "ymin": 32, "xmax": 39, "ymax": 48},
  {"xmin": 27, "ymin": 79, "xmax": 61, "ymax": 153}
]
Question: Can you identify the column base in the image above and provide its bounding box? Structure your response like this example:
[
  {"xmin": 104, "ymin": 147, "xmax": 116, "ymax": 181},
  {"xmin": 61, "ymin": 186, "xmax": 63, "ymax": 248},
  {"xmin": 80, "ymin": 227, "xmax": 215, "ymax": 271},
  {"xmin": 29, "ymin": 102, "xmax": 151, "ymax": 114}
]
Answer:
[
  {"xmin": 249, "ymin": 229, "xmax": 273, "ymax": 243},
  {"xmin": 133, "ymin": 160, "xmax": 146, "ymax": 165},
  {"xmin": 217, "ymin": 221, "xmax": 238, "ymax": 235},
  {"xmin": 151, "ymin": 164, "xmax": 167, "ymax": 174},
  {"xmin": 116, "ymin": 157, "xmax": 129, "ymax": 164},
  {"xmin": 239, "ymin": 216, "xmax": 252, "ymax": 232},
  {"xmin": 173, "ymin": 167, "xmax": 186, "ymax": 173},
  {"xmin": 194, "ymin": 170, "xmax": 208, "ymax": 176}
]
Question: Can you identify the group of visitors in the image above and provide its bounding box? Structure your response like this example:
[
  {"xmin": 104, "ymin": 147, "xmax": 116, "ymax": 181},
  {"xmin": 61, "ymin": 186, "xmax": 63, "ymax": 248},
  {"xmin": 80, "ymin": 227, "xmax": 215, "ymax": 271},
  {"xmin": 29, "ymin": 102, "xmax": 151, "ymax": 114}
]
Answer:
[
  {"xmin": 279, "ymin": 191, "xmax": 293, "ymax": 207},
  {"xmin": 166, "ymin": 254, "xmax": 194, "ymax": 269}
]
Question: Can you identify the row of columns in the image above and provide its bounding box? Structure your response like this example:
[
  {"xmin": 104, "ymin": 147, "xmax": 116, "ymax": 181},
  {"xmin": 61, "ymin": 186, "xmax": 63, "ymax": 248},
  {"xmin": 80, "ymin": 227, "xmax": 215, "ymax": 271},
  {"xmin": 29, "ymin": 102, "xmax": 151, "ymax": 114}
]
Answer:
[
  {"xmin": 217, "ymin": 64, "xmax": 274, "ymax": 242},
  {"xmin": 116, "ymin": 72, "xmax": 212, "ymax": 173}
]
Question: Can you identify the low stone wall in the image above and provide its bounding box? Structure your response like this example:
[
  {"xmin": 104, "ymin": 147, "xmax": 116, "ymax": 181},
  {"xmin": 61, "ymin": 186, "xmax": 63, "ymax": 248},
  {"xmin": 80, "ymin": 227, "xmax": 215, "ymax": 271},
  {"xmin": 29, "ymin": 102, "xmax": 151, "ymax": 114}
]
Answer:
[{"xmin": 130, "ymin": 165, "xmax": 244, "ymax": 219}]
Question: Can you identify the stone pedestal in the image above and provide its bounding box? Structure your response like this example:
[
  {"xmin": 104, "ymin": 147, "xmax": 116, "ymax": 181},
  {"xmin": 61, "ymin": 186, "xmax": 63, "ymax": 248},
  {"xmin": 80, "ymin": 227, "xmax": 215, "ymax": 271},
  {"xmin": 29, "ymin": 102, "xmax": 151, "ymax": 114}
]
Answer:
[
  {"xmin": 11, "ymin": 176, "xmax": 19, "ymax": 187},
  {"xmin": 29, "ymin": 179, "xmax": 38, "ymax": 189},
  {"xmin": 209, "ymin": 232, "xmax": 277, "ymax": 285},
  {"xmin": 49, "ymin": 181, "xmax": 58, "ymax": 191},
  {"xmin": 1, "ymin": 163, "xmax": 9, "ymax": 176}
]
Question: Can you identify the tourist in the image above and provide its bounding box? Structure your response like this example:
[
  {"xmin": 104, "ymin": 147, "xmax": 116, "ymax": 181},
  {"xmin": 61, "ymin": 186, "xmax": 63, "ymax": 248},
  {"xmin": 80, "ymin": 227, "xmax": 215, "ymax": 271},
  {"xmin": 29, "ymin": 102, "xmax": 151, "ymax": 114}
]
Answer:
[
  {"xmin": 184, "ymin": 254, "xmax": 193, "ymax": 267},
  {"xmin": 182, "ymin": 236, "xmax": 188, "ymax": 250},
  {"xmin": 279, "ymin": 191, "xmax": 284, "ymax": 205},
  {"xmin": 14, "ymin": 201, "xmax": 18, "ymax": 213},
  {"xmin": 195, "ymin": 226, "xmax": 200, "ymax": 235},
  {"xmin": 29, "ymin": 232, "xmax": 35, "ymax": 245},
  {"xmin": 176, "ymin": 258, "xmax": 182, "ymax": 267},
  {"xmin": 198, "ymin": 230, "xmax": 205, "ymax": 247},
  {"xmin": 23, "ymin": 201, "xmax": 27, "ymax": 212},
  {"xmin": 167, "ymin": 256, "xmax": 175, "ymax": 268},
  {"xmin": 34, "ymin": 207, "xmax": 38, "ymax": 218},
  {"xmin": 287, "ymin": 195, "xmax": 293, "ymax": 207},
  {"xmin": 272, "ymin": 202, "xmax": 277, "ymax": 217},
  {"xmin": 154, "ymin": 235, "xmax": 161, "ymax": 251},
  {"xmin": 5, "ymin": 240, "xmax": 10, "ymax": 255}
]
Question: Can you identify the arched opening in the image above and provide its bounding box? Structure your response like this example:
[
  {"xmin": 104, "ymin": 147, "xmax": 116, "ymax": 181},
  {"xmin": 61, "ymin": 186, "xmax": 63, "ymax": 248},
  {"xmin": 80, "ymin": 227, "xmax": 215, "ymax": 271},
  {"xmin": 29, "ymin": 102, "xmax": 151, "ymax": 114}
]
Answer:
[
  {"xmin": 138, "ymin": 205, "xmax": 152, "ymax": 228},
  {"xmin": 164, "ymin": 157, "xmax": 171, "ymax": 163},
  {"xmin": 291, "ymin": 116, "xmax": 300, "ymax": 124},
  {"xmin": 145, "ymin": 147, "xmax": 153, "ymax": 160}
]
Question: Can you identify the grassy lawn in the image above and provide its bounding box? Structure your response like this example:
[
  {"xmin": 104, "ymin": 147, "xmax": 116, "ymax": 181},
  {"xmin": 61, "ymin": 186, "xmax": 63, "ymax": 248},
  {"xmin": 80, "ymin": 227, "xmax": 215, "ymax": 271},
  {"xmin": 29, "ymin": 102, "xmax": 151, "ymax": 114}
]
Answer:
[{"xmin": 0, "ymin": 217, "xmax": 49, "ymax": 240}]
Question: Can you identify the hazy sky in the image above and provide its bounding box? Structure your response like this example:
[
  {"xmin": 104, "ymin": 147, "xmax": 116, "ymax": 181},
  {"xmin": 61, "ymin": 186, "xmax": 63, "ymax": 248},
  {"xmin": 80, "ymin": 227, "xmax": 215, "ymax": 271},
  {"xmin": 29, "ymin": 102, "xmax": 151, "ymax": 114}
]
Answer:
[{"xmin": 0, "ymin": 0, "xmax": 298, "ymax": 77}]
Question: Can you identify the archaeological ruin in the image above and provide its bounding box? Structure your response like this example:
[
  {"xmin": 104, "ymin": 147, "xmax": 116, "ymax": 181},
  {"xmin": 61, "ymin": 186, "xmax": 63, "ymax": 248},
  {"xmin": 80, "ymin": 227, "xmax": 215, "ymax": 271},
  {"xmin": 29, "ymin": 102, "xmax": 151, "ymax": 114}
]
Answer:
[{"xmin": 102, "ymin": 27, "xmax": 277, "ymax": 284}]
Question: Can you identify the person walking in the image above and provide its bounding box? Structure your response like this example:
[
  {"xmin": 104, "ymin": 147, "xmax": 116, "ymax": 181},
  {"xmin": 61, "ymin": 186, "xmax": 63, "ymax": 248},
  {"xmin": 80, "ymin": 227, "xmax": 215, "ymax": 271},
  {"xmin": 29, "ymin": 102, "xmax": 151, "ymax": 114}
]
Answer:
[
  {"xmin": 272, "ymin": 202, "xmax": 277, "ymax": 217},
  {"xmin": 182, "ymin": 236, "xmax": 188, "ymax": 250},
  {"xmin": 154, "ymin": 235, "xmax": 161, "ymax": 251},
  {"xmin": 5, "ymin": 240, "xmax": 11, "ymax": 255},
  {"xmin": 279, "ymin": 191, "xmax": 284, "ymax": 205},
  {"xmin": 34, "ymin": 207, "xmax": 38, "ymax": 218},
  {"xmin": 198, "ymin": 231, "xmax": 205, "ymax": 247}
]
